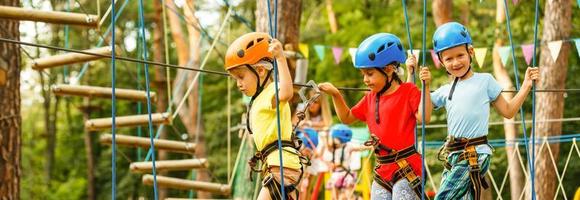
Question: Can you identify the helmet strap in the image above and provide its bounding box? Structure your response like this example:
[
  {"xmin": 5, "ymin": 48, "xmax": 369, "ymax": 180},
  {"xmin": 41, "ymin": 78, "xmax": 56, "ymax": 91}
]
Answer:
[
  {"xmin": 374, "ymin": 68, "xmax": 395, "ymax": 124},
  {"xmin": 244, "ymin": 64, "xmax": 273, "ymax": 134}
]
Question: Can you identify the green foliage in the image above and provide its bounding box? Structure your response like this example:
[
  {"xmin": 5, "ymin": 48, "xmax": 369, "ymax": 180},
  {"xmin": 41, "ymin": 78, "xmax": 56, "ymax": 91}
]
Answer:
[{"xmin": 19, "ymin": 0, "xmax": 580, "ymax": 199}]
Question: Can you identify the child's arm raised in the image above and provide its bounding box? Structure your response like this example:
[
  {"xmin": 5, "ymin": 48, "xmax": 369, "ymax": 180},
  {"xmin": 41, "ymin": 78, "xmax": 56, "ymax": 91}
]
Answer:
[
  {"xmin": 318, "ymin": 83, "xmax": 358, "ymax": 124},
  {"xmin": 416, "ymin": 67, "xmax": 433, "ymax": 124},
  {"xmin": 493, "ymin": 67, "xmax": 540, "ymax": 118},
  {"xmin": 269, "ymin": 39, "xmax": 293, "ymax": 102}
]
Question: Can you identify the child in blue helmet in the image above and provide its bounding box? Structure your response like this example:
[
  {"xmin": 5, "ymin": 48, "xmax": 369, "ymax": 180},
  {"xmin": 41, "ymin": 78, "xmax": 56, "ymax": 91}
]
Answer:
[
  {"xmin": 324, "ymin": 124, "xmax": 372, "ymax": 200},
  {"xmin": 429, "ymin": 22, "xmax": 539, "ymax": 200},
  {"xmin": 319, "ymin": 33, "xmax": 432, "ymax": 200}
]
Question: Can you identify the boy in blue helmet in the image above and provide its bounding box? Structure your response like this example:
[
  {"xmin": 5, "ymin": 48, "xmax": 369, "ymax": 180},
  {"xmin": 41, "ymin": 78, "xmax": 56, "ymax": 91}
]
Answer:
[
  {"xmin": 319, "ymin": 33, "xmax": 432, "ymax": 200},
  {"xmin": 429, "ymin": 22, "xmax": 539, "ymax": 200}
]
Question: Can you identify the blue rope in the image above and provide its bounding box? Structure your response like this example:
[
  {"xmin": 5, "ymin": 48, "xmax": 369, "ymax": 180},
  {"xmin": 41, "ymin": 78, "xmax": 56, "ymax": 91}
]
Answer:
[
  {"xmin": 76, "ymin": 0, "xmax": 130, "ymax": 80},
  {"xmin": 63, "ymin": 0, "xmax": 70, "ymax": 83},
  {"xmin": 137, "ymin": 0, "xmax": 160, "ymax": 197},
  {"xmin": 531, "ymin": 0, "xmax": 540, "ymax": 198},
  {"xmin": 402, "ymin": 0, "xmax": 415, "ymax": 83},
  {"xmin": 137, "ymin": 30, "xmax": 143, "ymax": 161},
  {"xmin": 501, "ymin": 1, "xmax": 534, "ymax": 198},
  {"xmin": 420, "ymin": 0, "xmax": 427, "ymax": 199},
  {"xmin": 110, "ymin": 0, "xmax": 117, "ymax": 198},
  {"xmin": 266, "ymin": 0, "xmax": 287, "ymax": 199}
]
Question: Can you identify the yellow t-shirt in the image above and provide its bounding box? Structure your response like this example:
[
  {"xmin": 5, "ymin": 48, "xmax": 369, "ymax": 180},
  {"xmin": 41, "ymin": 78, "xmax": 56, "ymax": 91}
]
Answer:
[{"xmin": 249, "ymin": 83, "xmax": 301, "ymax": 170}]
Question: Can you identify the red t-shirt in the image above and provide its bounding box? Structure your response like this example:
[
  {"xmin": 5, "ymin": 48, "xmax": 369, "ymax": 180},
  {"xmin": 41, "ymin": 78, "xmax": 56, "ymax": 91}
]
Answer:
[{"xmin": 351, "ymin": 83, "xmax": 422, "ymax": 181}]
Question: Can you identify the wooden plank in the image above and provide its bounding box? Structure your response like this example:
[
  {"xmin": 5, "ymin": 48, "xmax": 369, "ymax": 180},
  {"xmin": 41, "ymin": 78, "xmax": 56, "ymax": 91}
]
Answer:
[
  {"xmin": 52, "ymin": 84, "xmax": 157, "ymax": 102},
  {"xmin": 130, "ymin": 159, "xmax": 208, "ymax": 173},
  {"xmin": 85, "ymin": 113, "xmax": 171, "ymax": 131},
  {"xmin": 142, "ymin": 175, "xmax": 231, "ymax": 195},
  {"xmin": 99, "ymin": 134, "xmax": 196, "ymax": 154},
  {"xmin": 0, "ymin": 5, "xmax": 98, "ymax": 27},
  {"xmin": 31, "ymin": 46, "xmax": 120, "ymax": 70}
]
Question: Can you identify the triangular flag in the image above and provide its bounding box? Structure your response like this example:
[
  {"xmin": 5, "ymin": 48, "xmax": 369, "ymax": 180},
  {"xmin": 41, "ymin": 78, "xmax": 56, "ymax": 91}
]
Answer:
[
  {"xmin": 430, "ymin": 50, "xmax": 441, "ymax": 69},
  {"xmin": 578, "ymin": 0, "xmax": 580, "ymax": 8},
  {"xmin": 547, "ymin": 40, "xmax": 563, "ymax": 62},
  {"xmin": 497, "ymin": 46, "xmax": 511, "ymax": 66},
  {"xmin": 513, "ymin": 0, "xmax": 519, "ymax": 4},
  {"xmin": 349, "ymin": 48, "xmax": 358, "ymax": 64},
  {"xmin": 575, "ymin": 39, "xmax": 580, "ymax": 60},
  {"xmin": 407, "ymin": 49, "xmax": 420, "ymax": 63},
  {"xmin": 299, "ymin": 43, "xmax": 309, "ymax": 58},
  {"xmin": 474, "ymin": 48, "xmax": 488, "ymax": 68},
  {"xmin": 521, "ymin": 44, "xmax": 535, "ymax": 66},
  {"xmin": 332, "ymin": 47, "xmax": 343, "ymax": 64},
  {"xmin": 314, "ymin": 45, "xmax": 325, "ymax": 61}
]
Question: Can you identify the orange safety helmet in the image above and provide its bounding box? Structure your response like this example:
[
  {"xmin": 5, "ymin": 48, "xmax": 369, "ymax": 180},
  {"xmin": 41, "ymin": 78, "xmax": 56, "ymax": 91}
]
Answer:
[{"xmin": 225, "ymin": 32, "xmax": 274, "ymax": 71}]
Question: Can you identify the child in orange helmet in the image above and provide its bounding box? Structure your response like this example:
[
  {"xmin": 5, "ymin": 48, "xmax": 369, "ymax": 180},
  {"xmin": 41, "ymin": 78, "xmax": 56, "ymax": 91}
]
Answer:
[{"xmin": 225, "ymin": 32, "xmax": 307, "ymax": 200}]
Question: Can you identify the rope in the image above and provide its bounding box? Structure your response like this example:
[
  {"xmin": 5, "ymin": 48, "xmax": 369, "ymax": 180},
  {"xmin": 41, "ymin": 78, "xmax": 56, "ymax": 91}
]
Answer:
[
  {"xmin": 420, "ymin": 117, "xmax": 580, "ymax": 129},
  {"xmin": 137, "ymin": 0, "xmax": 159, "ymax": 197},
  {"xmin": 266, "ymin": 0, "xmax": 288, "ymax": 198},
  {"xmin": 227, "ymin": 77, "xmax": 232, "ymax": 181},
  {"xmin": 501, "ymin": 1, "xmax": 534, "ymax": 198},
  {"xmin": 110, "ymin": 0, "xmax": 117, "ymax": 197},
  {"xmin": 420, "ymin": 0, "xmax": 427, "ymax": 198},
  {"xmin": 137, "ymin": 30, "xmax": 144, "ymax": 161},
  {"xmin": 530, "ymin": 0, "xmax": 541, "ymax": 198},
  {"xmin": 171, "ymin": 8, "xmax": 232, "ymax": 120},
  {"xmin": 544, "ymin": 138, "xmax": 568, "ymax": 200},
  {"xmin": 63, "ymin": 0, "xmax": 70, "ymax": 83},
  {"xmin": 161, "ymin": 0, "xmax": 173, "ymax": 114}
]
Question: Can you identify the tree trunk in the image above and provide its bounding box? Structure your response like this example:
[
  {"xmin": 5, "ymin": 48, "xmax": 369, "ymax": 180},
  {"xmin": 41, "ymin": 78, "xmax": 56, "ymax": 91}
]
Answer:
[
  {"xmin": 531, "ymin": 0, "xmax": 571, "ymax": 199},
  {"xmin": 432, "ymin": 0, "xmax": 452, "ymax": 27},
  {"xmin": 152, "ymin": 0, "xmax": 169, "ymax": 198},
  {"xmin": 182, "ymin": 0, "xmax": 211, "ymax": 198},
  {"xmin": 256, "ymin": 0, "xmax": 302, "ymax": 75},
  {"xmin": 492, "ymin": 1, "xmax": 524, "ymax": 199},
  {"xmin": 325, "ymin": 0, "xmax": 338, "ymax": 33},
  {"xmin": 82, "ymin": 98, "xmax": 96, "ymax": 200},
  {"xmin": 0, "ymin": 0, "xmax": 21, "ymax": 198}
]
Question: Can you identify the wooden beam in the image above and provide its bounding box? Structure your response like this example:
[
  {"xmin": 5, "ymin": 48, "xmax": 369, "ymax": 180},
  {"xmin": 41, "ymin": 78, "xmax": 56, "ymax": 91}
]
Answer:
[
  {"xmin": 130, "ymin": 159, "xmax": 207, "ymax": 173},
  {"xmin": 142, "ymin": 175, "xmax": 231, "ymax": 195},
  {"xmin": 85, "ymin": 113, "xmax": 171, "ymax": 131},
  {"xmin": 52, "ymin": 84, "xmax": 157, "ymax": 102},
  {"xmin": 99, "ymin": 134, "xmax": 196, "ymax": 154},
  {"xmin": 31, "ymin": 46, "xmax": 120, "ymax": 70},
  {"xmin": 0, "ymin": 5, "xmax": 99, "ymax": 27}
]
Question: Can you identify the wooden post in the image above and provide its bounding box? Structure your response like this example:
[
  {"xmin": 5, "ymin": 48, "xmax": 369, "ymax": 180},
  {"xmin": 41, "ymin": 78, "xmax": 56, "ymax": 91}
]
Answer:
[
  {"xmin": 142, "ymin": 175, "xmax": 231, "ymax": 195},
  {"xmin": 0, "ymin": 5, "xmax": 98, "ymax": 27},
  {"xmin": 130, "ymin": 158, "xmax": 208, "ymax": 173},
  {"xmin": 52, "ymin": 84, "xmax": 157, "ymax": 102},
  {"xmin": 85, "ymin": 113, "xmax": 171, "ymax": 131},
  {"xmin": 99, "ymin": 134, "xmax": 196, "ymax": 154},
  {"xmin": 31, "ymin": 46, "xmax": 120, "ymax": 70}
]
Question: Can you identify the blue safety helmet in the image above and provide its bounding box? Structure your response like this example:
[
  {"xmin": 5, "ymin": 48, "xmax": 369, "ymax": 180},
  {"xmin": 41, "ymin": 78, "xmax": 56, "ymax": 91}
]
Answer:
[
  {"xmin": 297, "ymin": 128, "xmax": 318, "ymax": 149},
  {"xmin": 331, "ymin": 124, "xmax": 353, "ymax": 144},
  {"xmin": 432, "ymin": 22, "xmax": 472, "ymax": 54},
  {"xmin": 354, "ymin": 33, "xmax": 406, "ymax": 69}
]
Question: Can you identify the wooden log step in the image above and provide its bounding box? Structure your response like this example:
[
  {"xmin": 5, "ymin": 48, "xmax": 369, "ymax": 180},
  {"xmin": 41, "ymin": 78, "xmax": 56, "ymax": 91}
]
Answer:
[
  {"xmin": 99, "ymin": 134, "xmax": 196, "ymax": 154},
  {"xmin": 130, "ymin": 159, "xmax": 208, "ymax": 173},
  {"xmin": 0, "ymin": 5, "xmax": 99, "ymax": 27},
  {"xmin": 85, "ymin": 113, "xmax": 171, "ymax": 131},
  {"xmin": 142, "ymin": 175, "xmax": 231, "ymax": 195},
  {"xmin": 52, "ymin": 84, "xmax": 157, "ymax": 102},
  {"xmin": 31, "ymin": 46, "xmax": 120, "ymax": 70}
]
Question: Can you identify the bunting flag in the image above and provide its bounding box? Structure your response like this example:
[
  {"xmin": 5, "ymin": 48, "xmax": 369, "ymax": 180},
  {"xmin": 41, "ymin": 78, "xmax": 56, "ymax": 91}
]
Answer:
[
  {"xmin": 521, "ymin": 44, "xmax": 535, "ymax": 66},
  {"xmin": 430, "ymin": 50, "xmax": 441, "ymax": 68},
  {"xmin": 474, "ymin": 48, "xmax": 487, "ymax": 68},
  {"xmin": 314, "ymin": 45, "xmax": 326, "ymax": 61},
  {"xmin": 407, "ymin": 49, "xmax": 420, "ymax": 63},
  {"xmin": 299, "ymin": 43, "xmax": 309, "ymax": 58},
  {"xmin": 547, "ymin": 40, "xmax": 563, "ymax": 62},
  {"xmin": 575, "ymin": 39, "xmax": 580, "ymax": 60},
  {"xmin": 513, "ymin": 0, "xmax": 519, "ymax": 4},
  {"xmin": 498, "ymin": 46, "xmax": 512, "ymax": 66},
  {"xmin": 349, "ymin": 48, "xmax": 358, "ymax": 64},
  {"xmin": 332, "ymin": 47, "xmax": 343, "ymax": 64}
]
